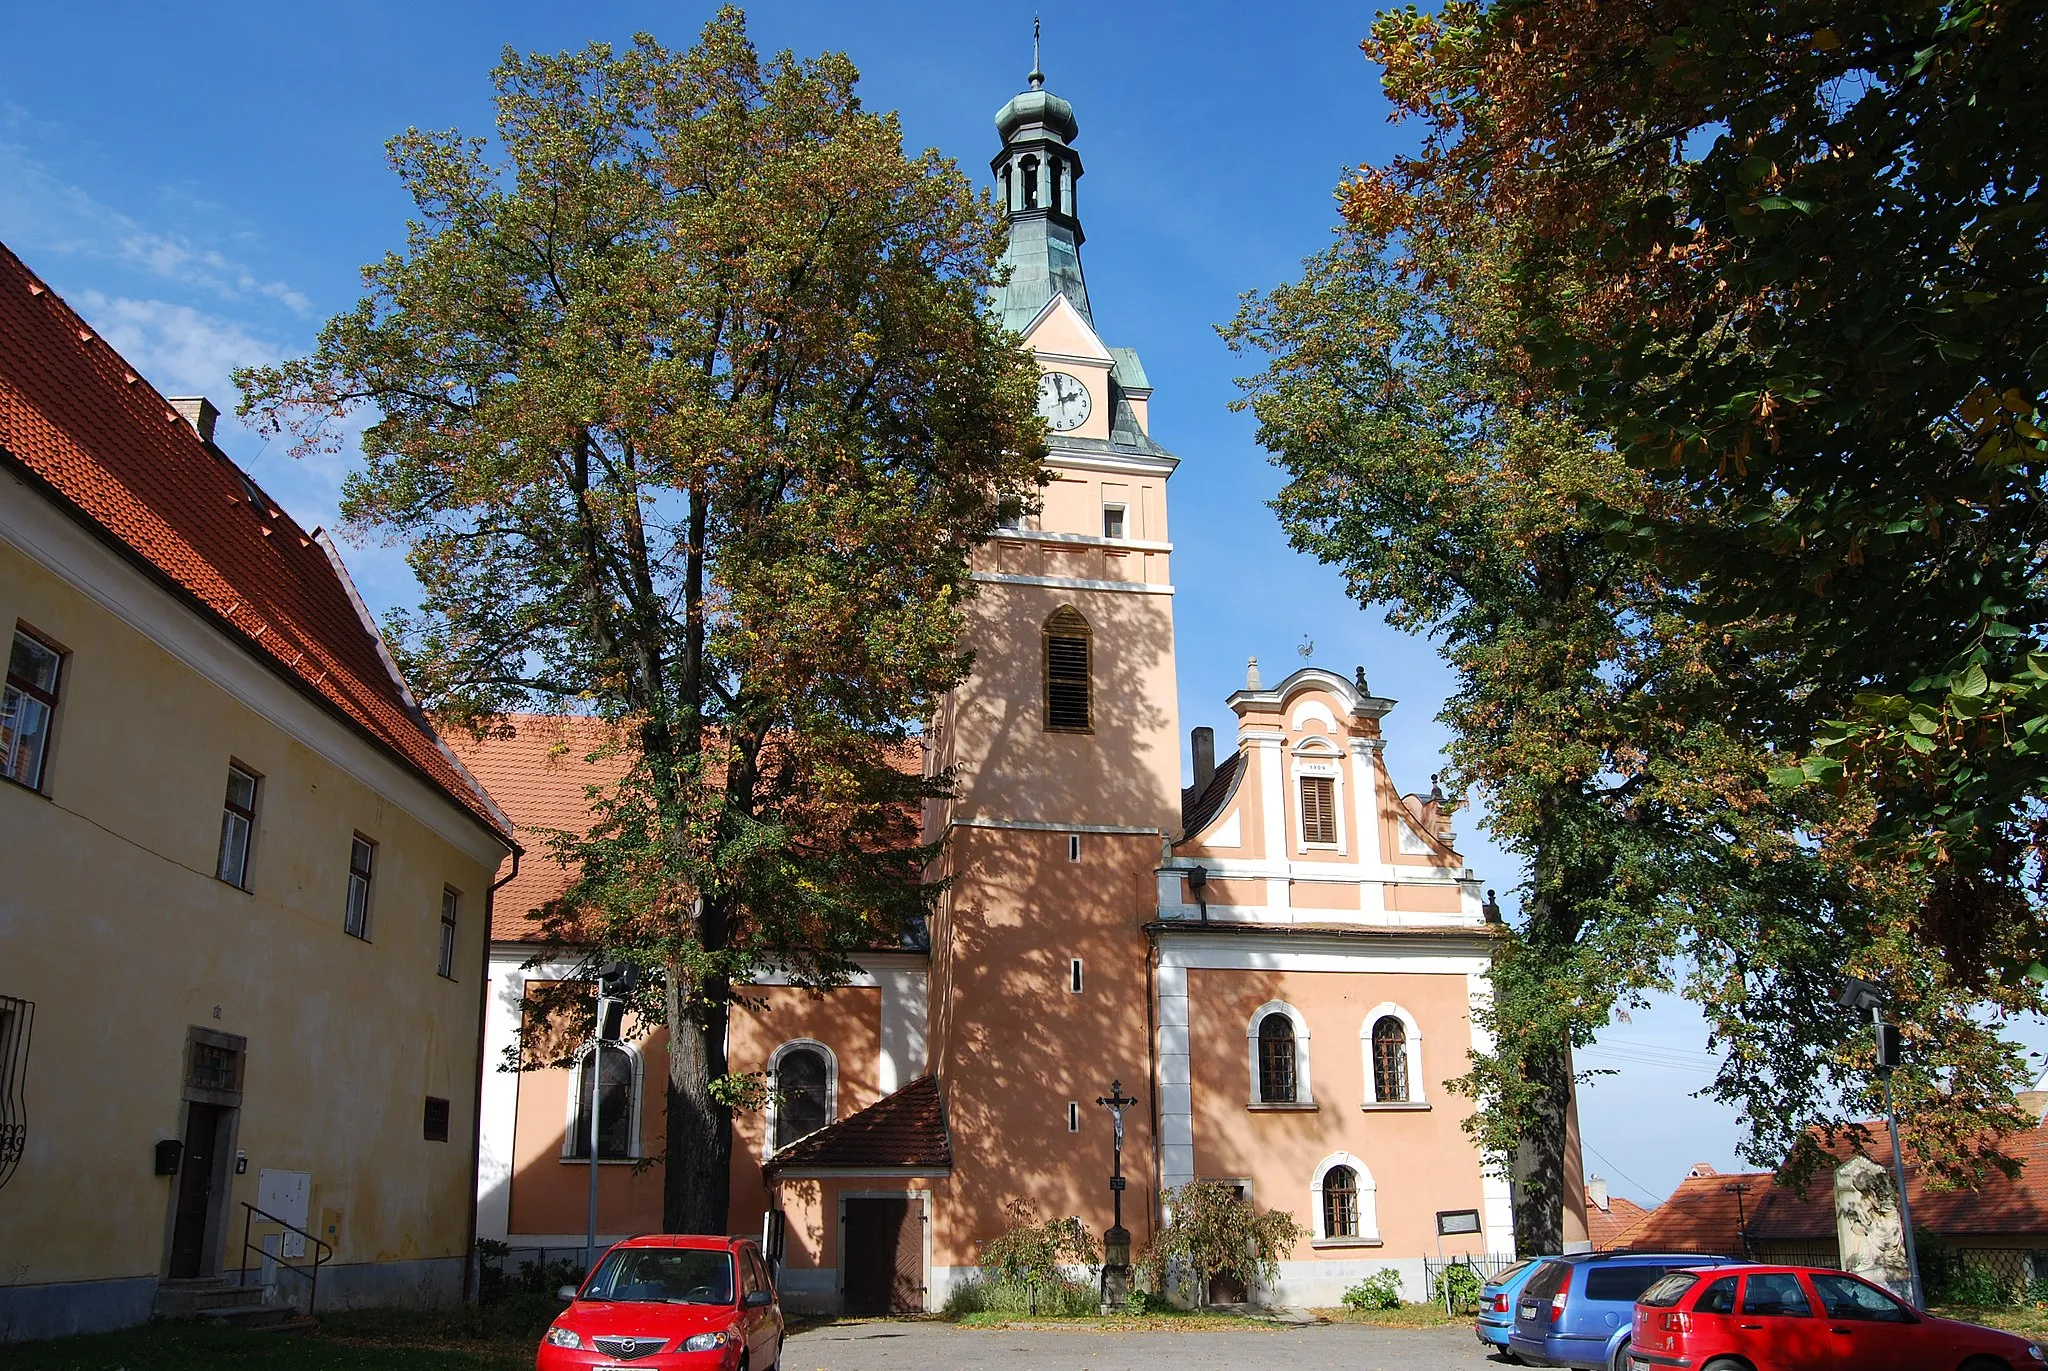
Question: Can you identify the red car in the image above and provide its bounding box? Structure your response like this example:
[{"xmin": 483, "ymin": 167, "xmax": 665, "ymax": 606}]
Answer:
[
  {"xmin": 1630, "ymin": 1263, "xmax": 2045, "ymax": 1371},
  {"xmin": 538, "ymin": 1234, "xmax": 784, "ymax": 1370}
]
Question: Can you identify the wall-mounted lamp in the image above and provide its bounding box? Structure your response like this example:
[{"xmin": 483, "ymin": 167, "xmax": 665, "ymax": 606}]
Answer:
[
  {"xmin": 1188, "ymin": 865, "xmax": 1209, "ymax": 922},
  {"xmin": 154, "ymin": 1139, "xmax": 182, "ymax": 1176}
]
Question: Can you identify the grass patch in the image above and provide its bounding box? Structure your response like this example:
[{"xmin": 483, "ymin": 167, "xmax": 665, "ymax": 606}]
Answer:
[
  {"xmin": 1315, "ymin": 1301, "xmax": 1461, "ymax": 1328},
  {"xmin": 1931, "ymin": 1304, "xmax": 2048, "ymax": 1339},
  {"xmin": 3, "ymin": 1301, "xmax": 562, "ymax": 1371}
]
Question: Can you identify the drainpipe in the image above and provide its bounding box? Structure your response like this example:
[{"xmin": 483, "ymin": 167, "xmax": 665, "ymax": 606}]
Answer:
[{"xmin": 464, "ymin": 844, "xmax": 521, "ymax": 1303}]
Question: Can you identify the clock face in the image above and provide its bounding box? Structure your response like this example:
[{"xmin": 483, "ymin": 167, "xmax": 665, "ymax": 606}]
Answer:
[{"xmin": 1037, "ymin": 370, "xmax": 1092, "ymax": 432}]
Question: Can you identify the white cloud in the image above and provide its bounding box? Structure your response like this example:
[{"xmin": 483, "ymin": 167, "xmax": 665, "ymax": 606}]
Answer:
[{"xmin": 72, "ymin": 291, "xmax": 282, "ymax": 404}]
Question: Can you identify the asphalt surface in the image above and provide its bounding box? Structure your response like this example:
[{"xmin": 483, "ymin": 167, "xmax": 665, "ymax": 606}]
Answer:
[{"xmin": 782, "ymin": 1320, "xmax": 1502, "ymax": 1370}]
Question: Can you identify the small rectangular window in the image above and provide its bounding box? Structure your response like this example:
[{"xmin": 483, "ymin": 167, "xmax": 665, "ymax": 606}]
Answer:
[
  {"xmin": 423, "ymin": 1096, "xmax": 451, "ymax": 1142},
  {"xmin": 437, "ymin": 887, "xmax": 460, "ymax": 979},
  {"xmin": 1067, "ymin": 833, "xmax": 1081, "ymax": 862},
  {"xmin": 344, "ymin": 835, "xmax": 376, "ymax": 939},
  {"xmin": 1300, "ymin": 775, "xmax": 1337, "ymax": 846},
  {"xmin": 217, "ymin": 764, "xmax": 258, "ymax": 888},
  {"xmin": 1067, "ymin": 1101, "xmax": 1080, "ymax": 1133},
  {"xmin": 1102, "ymin": 504, "xmax": 1127, "ymax": 540},
  {"xmin": 2, "ymin": 626, "xmax": 64, "ymax": 792},
  {"xmin": 1069, "ymin": 958, "xmax": 1084, "ymax": 994}
]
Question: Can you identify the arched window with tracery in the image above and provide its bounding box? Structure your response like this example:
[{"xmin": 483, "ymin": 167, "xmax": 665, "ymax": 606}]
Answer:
[
  {"xmin": 567, "ymin": 1045, "xmax": 636, "ymax": 1159},
  {"xmin": 1322, "ymin": 1165, "xmax": 1359, "ymax": 1238},
  {"xmin": 1257, "ymin": 1013, "xmax": 1297, "ymax": 1103},
  {"xmin": 772, "ymin": 1043, "xmax": 832, "ymax": 1150},
  {"xmin": 1371, "ymin": 1017, "xmax": 1410, "ymax": 1102},
  {"xmin": 1043, "ymin": 607, "xmax": 1092, "ymax": 733}
]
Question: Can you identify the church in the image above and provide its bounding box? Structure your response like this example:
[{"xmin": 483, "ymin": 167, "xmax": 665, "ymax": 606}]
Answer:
[{"xmin": 463, "ymin": 60, "xmax": 1571, "ymax": 1313}]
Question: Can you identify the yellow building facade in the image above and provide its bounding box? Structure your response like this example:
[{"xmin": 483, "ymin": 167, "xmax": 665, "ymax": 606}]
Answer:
[{"xmin": 0, "ymin": 241, "xmax": 515, "ymax": 1339}]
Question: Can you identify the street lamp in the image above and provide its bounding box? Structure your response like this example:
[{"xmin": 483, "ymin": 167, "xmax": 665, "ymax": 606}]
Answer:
[
  {"xmin": 585, "ymin": 959, "xmax": 639, "ymax": 1274},
  {"xmin": 1095, "ymin": 1079, "xmax": 1139, "ymax": 1310},
  {"xmin": 1837, "ymin": 974, "xmax": 1923, "ymax": 1307}
]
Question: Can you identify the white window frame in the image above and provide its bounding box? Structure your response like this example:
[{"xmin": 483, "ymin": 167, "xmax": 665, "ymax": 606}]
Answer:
[
  {"xmin": 1101, "ymin": 503, "xmax": 1128, "ymax": 540},
  {"xmin": 764, "ymin": 1038, "xmax": 838, "ymax": 1159},
  {"xmin": 216, "ymin": 762, "xmax": 259, "ymax": 889},
  {"xmin": 1310, "ymin": 1151, "xmax": 1380, "ymax": 1243},
  {"xmin": 437, "ymin": 886, "xmax": 461, "ymax": 980},
  {"xmin": 562, "ymin": 1041, "xmax": 644, "ymax": 1161},
  {"xmin": 1360, "ymin": 1002, "xmax": 1426, "ymax": 1106},
  {"xmin": 1067, "ymin": 1101, "xmax": 1080, "ymax": 1133},
  {"xmin": 343, "ymin": 834, "xmax": 376, "ymax": 940},
  {"xmin": 1290, "ymin": 741, "xmax": 1347, "ymax": 855},
  {"xmin": 1245, "ymin": 1000, "xmax": 1313, "ymax": 1108}
]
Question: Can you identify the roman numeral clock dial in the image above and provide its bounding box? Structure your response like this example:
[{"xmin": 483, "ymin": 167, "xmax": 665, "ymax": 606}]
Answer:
[{"xmin": 1036, "ymin": 370, "xmax": 1092, "ymax": 432}]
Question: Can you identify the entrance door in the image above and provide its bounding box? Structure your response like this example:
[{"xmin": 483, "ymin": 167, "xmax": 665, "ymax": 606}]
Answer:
[
  {"xmin": 168, "ymin": 1102, "xmax": 225, "ymax": 1278},
  {"xmin": 843, "ymin": 1197, "xmax": 921, "ymax": 1315}
]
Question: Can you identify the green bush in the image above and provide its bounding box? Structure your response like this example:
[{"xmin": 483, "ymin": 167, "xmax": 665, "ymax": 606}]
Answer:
[
  {"xmin": 943, "ymin": 1273, "xmax": 1099, "ymax": 1317},
  {"xmin": 1433, "ymin": 1262, "xmax": 1483, "ymax": 1314},
  {"xmin": 1142, "ymin": 1179, "xmax": 1307, "ymax": 1305},
  {"xmin": 1342, "ymin": 1268, "xmax": 1407, "ymax": 1311}
]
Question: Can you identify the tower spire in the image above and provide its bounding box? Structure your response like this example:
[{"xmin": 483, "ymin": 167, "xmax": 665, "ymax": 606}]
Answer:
[
  {"xmin": 1030, "ymin": 16, "xmax": 1043, "ymax": 90},
  {"xmin": 990, "ymin": 42, "xmax": 1089, "ymax": 331}
]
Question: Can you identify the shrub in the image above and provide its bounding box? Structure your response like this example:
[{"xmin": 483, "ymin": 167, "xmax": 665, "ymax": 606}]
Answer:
[
  {"xmin": 982, "ymin": 1198, "xmax": 1101, "ymax": 1285},
  {"xmin": 1432, "ymin": 1261, "xmax": 1483, "ymax": 1314},
  {"xmin": 1342, "ymin": 1268, "xmax": 1406, "ymax": 1311},
  {"xmin": 943, "ymin": 1272, "xmax": 1099, "ymax": 1317},
  {"xmin": 1141, "ymin": 1179, "xmax": 1307, "ymax": 1306}
]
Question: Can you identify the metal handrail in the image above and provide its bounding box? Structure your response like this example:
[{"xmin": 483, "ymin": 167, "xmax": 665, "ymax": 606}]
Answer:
[{"xmin": 239, "ymin": 1201, "xmax": 334, "ymax": 1315}]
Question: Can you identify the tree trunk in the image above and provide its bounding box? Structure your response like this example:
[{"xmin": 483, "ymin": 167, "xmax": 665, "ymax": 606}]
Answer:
[
  {"xmin": 1511, "ymin": 1040, "xmax": 1575, "ymax": 1255},
  {"xmin": 662, "ymin": 955, "xmax": 733, "ymax": 1233}
]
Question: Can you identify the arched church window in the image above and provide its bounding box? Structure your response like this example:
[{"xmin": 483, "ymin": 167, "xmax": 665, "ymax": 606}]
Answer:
[
  {"xmin": 773, "ymin": 1044, "xmax": 831, "ymax": 1149},
  {"xmin": 1043, "ymin": 607, "xmax": 1092, "ymax": 732},
  {"xmin": 1257, "ymin": 1013, "xmax": 1297, "ymax": 1103},
  {"xmin": 1001, "ymin": 163, "xmax": 1014, "ymax": 211},
  {"xmin": 1021, "ymin": 155, "xmax": 1040, "ymax": 209},
  {"xmin": 1323, "ymin": 1165, "xmax": 1360, "ymax": 1238},
  {"xmin": 1048, "ymin": 156, "xmax": 1063, "ymax": 214},
  {"xmin": 1371, "ymin": 1016, "xmax": 1410, "ymax": 1102},
  {"xmin": 567, "ymin": 1045, "xmax": 636, "ymax": 1159}
]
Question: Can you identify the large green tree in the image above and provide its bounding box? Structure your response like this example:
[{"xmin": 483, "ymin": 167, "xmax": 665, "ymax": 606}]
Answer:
[
  {"xmin": 1357, "ymin": 0, "xmax": 2048, "ymax": 989},
  {"xmin": 238, "ymin": 12, "xmax": 1043, "ymax": 1231}
]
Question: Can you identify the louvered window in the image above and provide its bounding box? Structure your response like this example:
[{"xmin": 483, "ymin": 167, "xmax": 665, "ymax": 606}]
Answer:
[
  {"xmin": 1044, "ymin": 608, "xmax": 1092, "ymax": 732},
  {"xmin": 1257, "ymin": 1014, "xmax": 1297, "ymax": 1103},
  {"xmin": 1300, "ymin": 775, "xmax": 1337, "ymax": 845}
]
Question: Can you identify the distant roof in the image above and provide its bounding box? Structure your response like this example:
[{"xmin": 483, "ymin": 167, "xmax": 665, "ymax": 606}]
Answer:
[
  {"xmin": 0, "ymin": 240, "xmax": 509, "ymax": 845},
  {"xmin": 1746, "ymin": 1119, "xmax": 2048, "ymax": 1244},
  {"xmin": 764, "ymin": 1074, "xmax": 950, "ymax": 1174},
  {"xmin": 1587, "ymin": 1190, "xmax": 1656, "ymax": 1250},
  {"xmin": 1611, "ymin": 1170, "xmax": 1773, "ymax": 1256}
]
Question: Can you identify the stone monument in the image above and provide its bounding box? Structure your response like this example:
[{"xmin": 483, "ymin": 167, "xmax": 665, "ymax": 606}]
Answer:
[{"xmin": 1834, "ymin": 1154, "xmax": 1913, "ymax": 1298}]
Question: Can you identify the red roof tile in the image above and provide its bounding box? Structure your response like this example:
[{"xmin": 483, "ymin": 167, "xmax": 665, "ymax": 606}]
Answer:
[
  {"xmin": 442, "ymin": 714, "xmax": 632, "ymax": 940},
  {"xmin": 1587, "ymin": 1190, "xmax": 1655, "ymax": 1250},
  {"xmin": 0, "ymin": 241, "xmax": 510, "ymax": 844},
  {"xmin": 1745, "ymin": 1119, "xmax": 2048, "ymax": 1243},
  {"xmin": 763, "ymin": 1074, "xmax": 950, "ymax": 1174},
  {"xmin": 1612, "ymin": 1170, "xmax": 1773, "ymax": 1255}
]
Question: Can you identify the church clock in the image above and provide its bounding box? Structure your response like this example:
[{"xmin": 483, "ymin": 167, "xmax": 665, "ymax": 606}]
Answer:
[{"xmin": 1036, "ymin": 370, "xmax": 1091, "ymax": 431}]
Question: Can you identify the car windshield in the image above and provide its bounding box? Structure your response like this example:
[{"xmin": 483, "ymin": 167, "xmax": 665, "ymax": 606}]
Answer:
[
  {"xmin": 1486, "ymin": 1260, "xmax": 1534, "ymax": 1289},
  {"xmin": 581, "ymin": 1248, "xmax": 734, "ymax": 1305},
  {"xmin": 1638, "ymin": 1273, "xmax": 1699, "ymax": 1308}
]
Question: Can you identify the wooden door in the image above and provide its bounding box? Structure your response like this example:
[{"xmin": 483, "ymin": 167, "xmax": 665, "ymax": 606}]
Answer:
[
  {"xmin": 843, "ymin": 1197, "xmax": 921, "ymax": 1315},
  {"xmin": 169, "ymin": 1102, "xmax": 224, "ymax": 1278}
]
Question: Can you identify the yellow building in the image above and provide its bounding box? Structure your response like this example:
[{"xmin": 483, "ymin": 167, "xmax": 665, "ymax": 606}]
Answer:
[{"xmin": 0, "ymin": 240, "xmax": 516, "ymax": 1340}]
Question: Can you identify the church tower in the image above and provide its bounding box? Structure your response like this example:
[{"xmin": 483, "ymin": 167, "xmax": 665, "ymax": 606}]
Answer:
[{"xmin": 920, "ymin": 53, "xmax": 1181, "ymax": 1296}]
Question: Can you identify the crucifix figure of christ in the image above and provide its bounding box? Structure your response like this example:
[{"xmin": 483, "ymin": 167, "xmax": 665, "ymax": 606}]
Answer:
[{"xmin": 1095, "ymin": 1078, "xmax": 1139, "ymax": 1307}]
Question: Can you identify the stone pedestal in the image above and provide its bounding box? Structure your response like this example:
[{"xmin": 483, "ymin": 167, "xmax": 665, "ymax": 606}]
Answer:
[{"xmin": 1835, "ymin": 1154, "xmax": 1913, "ymax": 1299}]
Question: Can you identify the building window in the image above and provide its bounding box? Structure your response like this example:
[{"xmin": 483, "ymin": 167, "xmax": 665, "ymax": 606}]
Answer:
[
  {"xmin": 1068, "ymin": 833, "xmax": 1081, "ymax": 862},
  {"xmin": 1067, "ymin": 1101, "xmax": 1080, "ymax": 1133},
  {"xmin": 771, "ymin": 1042, "xmax": 832, "ymax": 1151},
  {"xmin": 216, "ymin": 764, "xmax": 258, "ymax": 888},
  {"xmin": 1371, "ymin": 1017, "xmax": 1410, "ymax": 1102},
  {"xmin": 1300, "ymin": 775, "xmax": 1337, "ymax": 846},
  {"xmin": 568, "ymin": 1045, "xmax": 636, "ymax": 1159},
  {"xmin": 1323, "ymin": 1165, "xmax": 1360, "ymax": 1238},
  {"xmin": 2, "ymin": 627, "xmax": 63, "ymax": 792},
  {"xmin": 1043, "ymin": 607, "xmax": 1092, "ymax": 732},
  {"xmin": 1102, "ymin": 504, "xmax": 1127, "ymax": 539},
  {"xmin": 423, "ymin": 1096, "xmax": 450, "ymax": 1142},
  {"xmin": 1257, "ymin": 1013, "xmax": 1297, "ymax": 1103},
  {"xmin": 1070, "ymin": 958, "xmax": 1084, "ymax": 994},
  {"xmin": 344, "ymin": 835, "xmax": 375, "ymax": 939},
  {"xmin": 0, "ymin": 995, "xmax": 32, "ymax": 1192},
  {"xmin": 437, "ymin": 887, "xmax": 460, "ymax": 979}
]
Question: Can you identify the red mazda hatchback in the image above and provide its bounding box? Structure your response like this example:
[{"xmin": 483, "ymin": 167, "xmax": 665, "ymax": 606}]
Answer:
[
  {"xmin": 1630, "ymin": 1263, "xmax": 2044, "ymax": 1371},
  {"xmin": 538, "ymin": 1234, "xmax": 783, "ymax": 1370}
]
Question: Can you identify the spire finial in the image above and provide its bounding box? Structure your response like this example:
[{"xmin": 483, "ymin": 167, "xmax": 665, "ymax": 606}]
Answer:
[{"xmin": 1029, "ymin": 15, "xmax": 1044, "ymax": 90}]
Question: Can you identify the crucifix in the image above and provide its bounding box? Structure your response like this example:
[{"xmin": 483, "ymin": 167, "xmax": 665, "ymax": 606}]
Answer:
[{"xmin": 1095, "ymin": 1078, "xmax": 1139, "ymax": 1307}]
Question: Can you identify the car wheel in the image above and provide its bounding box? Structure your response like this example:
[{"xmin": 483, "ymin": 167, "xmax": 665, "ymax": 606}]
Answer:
[
  {"xmin": 1609, "ymin": 1339, "xmax": 1632, "ymax": 1371},
  {"xmin": 1700, "ymin": 1360, "xmax": 1752, "ymax": 1371}
]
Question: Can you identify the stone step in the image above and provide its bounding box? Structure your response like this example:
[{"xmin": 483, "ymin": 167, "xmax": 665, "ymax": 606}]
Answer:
[
  {"xmin": 156, "ymin": 1278, "xmax": 273, "ymax": 1318},
  {"xmin": 198, "ymin": 1303, "xmax": 310, "ymax": 1331}
]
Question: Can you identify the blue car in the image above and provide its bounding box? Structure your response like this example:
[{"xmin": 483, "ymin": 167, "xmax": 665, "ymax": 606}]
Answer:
[
  {"xmin": 1474, "ymin": 1257, "xmax": 1541, "ymax": 1355},
  {"xmin": 1508, "ymin": 1251, "xmax": 1737, "ymax": 1370}
]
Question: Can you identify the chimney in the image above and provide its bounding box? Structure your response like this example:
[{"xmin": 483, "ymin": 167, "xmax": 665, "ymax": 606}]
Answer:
[
  {"xmin": 1191, "ymin": 727, "xmax": 1215, "ymax": 792},
  {"xmin": 169, "ymin": 396, "xmax": 220, "ymax": 445},
  {"xmin": 1588, "ymin": 1175, "xmax": 1610, "ymax": 1212}
]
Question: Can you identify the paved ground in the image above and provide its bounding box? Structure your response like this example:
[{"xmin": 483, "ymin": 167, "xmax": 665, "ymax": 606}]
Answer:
[{"xmin": 783, "ymin": 1319, "xmax": 1502, "ymax": 1370}]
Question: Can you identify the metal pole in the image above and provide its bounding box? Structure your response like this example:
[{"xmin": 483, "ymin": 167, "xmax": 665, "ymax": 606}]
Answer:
[
  {"xmin": 1882, "ymin": 1069, "xmax": 1924, "ymax": 1307},
  {"xmin": 586, "ymin": 1031, "xmax": 601, "ymax": 1275}
]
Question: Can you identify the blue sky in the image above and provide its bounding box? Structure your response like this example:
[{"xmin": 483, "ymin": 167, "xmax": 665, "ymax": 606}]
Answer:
[{"xmin": 7, "ymin": 0, "xmax": 2009, "ymax": 1211}]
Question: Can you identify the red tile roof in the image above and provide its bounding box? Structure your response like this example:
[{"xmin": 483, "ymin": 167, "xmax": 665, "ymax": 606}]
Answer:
[
  {"xmin": 763, "ymin": 1074, "xmax": 950, "ymax": 1174},
  {"xmin": 442, "ymin": 714, "xmax": 632, "ymax": 940},
  {"xmin": 1587, "ymin": 1189, "xmax": 1655, "ymax": 1250},
  {"xmin": 1745, "ymin": 1119, "xmax": 2048, "ymax": 1244},
  {"xmin": 0, "ymin": 241, "xmax": 510, "ymax": 844},
  {"xmin": 1611, "ymin": 1169, "xmax": 1773, "ymax": 1255}
]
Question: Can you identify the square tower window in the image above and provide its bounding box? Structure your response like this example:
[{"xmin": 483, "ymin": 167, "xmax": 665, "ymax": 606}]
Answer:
[
  {"xmin": 1067, "ymin": 1101, "xmax": 1080, "ymax": 1133},
  {"xmin": 1068, "ymin": 833, "xmax": 1082, "ymax": 862},
  {"xmin": 1102, "ymin": 505, "xmax": 1127, "ymax": 540}
]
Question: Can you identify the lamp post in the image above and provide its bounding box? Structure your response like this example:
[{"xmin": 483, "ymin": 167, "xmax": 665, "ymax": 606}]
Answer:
[
  {"xmin": 585, "ymin": 960, "xmax": 638, "ymax": 1274},
  {"xmin": 1837, "ymin": 975, "xmax": 1923, "ymax": 1307},
  {"xmin": 1095, "ymin": 1079, "xmax": 1139, "ymax": 1310}
]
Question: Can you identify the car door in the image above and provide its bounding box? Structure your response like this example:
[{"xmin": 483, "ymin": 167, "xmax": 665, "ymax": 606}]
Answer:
[
  {"xmin": 1734, "ymin": 1271, "xmax": 1829, "ymax": 1371},
  {"xmin": 743, "ymin": 1247, "xmax": 780, "ymax": 1368},
  {"xmin": 1806, "ymin": 1270, "xmax": 1914, "ymax": 1371}
]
